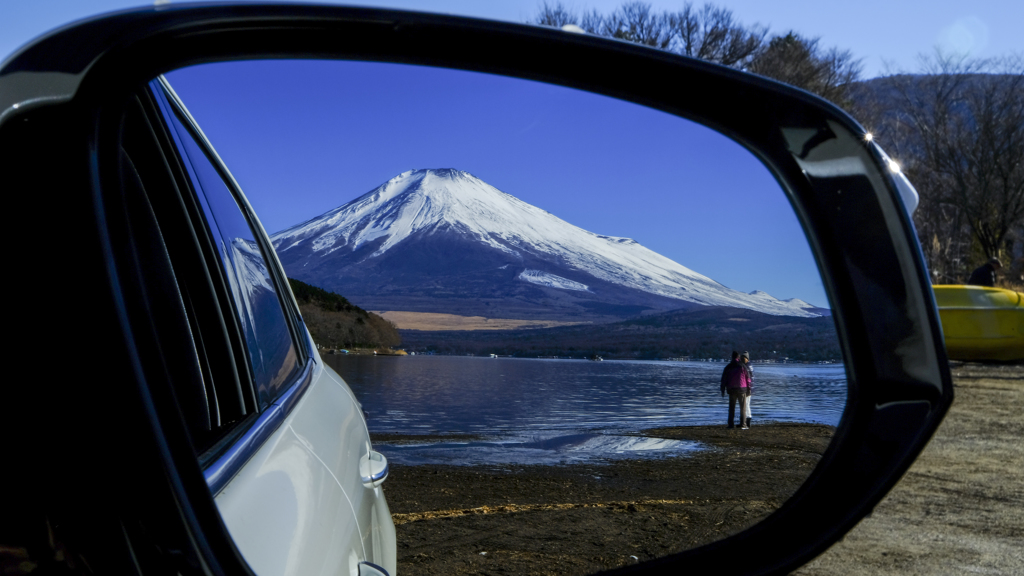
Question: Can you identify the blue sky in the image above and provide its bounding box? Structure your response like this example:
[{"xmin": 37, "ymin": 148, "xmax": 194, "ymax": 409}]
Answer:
[
  {"xmin": 5, "ymin": 1, "xmax": 1022, "ymax": 78},
  {"xmin": 166, "ymin": 60, "xmax": 821, "ymax": 306},
  {"xmin": 5, "ymin": 1, "xmax": 1022, "ymax": 310}
]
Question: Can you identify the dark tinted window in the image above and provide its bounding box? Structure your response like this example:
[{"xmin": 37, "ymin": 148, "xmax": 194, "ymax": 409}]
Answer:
[{"xmin": 160, "ymin": 96, "xmax": 299, "ymax": 407}]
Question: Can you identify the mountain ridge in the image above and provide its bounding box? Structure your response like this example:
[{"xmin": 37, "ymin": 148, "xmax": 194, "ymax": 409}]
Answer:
[{"xmin": 271, "ymin": 169, "xmax": 823, "ymax": 321}]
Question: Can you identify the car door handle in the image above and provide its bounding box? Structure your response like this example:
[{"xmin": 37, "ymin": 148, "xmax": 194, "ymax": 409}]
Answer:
[{"xmin": 359, "ymin": 450, "xmax": 388, "ymax": 488}]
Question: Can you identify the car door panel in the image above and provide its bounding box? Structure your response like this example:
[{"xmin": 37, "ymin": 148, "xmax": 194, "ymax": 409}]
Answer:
[
  {"xmin": 294, "ymin": 363, "xmax": 396, "ymax": 572},
  {"xmin": 213, "ymin": 402, "xmax": 363, "ymax": 576}
]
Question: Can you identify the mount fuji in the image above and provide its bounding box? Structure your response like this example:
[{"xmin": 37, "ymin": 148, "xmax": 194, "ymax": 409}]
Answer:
[{"xmin": 271, "ymin": 169, "xmax": 824, "ymax": 321}]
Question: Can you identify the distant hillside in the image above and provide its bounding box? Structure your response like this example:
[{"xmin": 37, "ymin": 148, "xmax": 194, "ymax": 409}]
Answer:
[
  {"xmin": 288, "ymin": 278, "xmax": 400, "ymax": 349},
  {"xmin": 400, "ymin": 306, "xmax": 840, "ymax": 361},
  {"xmin": 849, "ymin": 72, "xmax": 1024, "ymax": 288},
  {"xmin": 849, "ymin": 73, "xmax": 1024, "ymax": 157}
]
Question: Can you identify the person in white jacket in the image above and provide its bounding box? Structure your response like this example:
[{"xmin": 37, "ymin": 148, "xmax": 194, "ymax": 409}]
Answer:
[{"xmin": 741, "ymin": 352, "xmax": 753, "ymax": 428}]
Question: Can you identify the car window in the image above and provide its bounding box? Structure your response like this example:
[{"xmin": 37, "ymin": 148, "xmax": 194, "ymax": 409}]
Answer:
[{"xmin": 154, "ymin": 85, "xmax": 301, "ymax": 409}]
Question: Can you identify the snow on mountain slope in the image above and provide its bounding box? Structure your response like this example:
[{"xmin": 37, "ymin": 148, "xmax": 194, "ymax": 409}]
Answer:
[
  {"xmin": 272, "ymin": 169, "xmax": 819, "ymax": 317},
  {"xmin": 519, "ymin": 269, "xmax": 591, "ymax": 292}
]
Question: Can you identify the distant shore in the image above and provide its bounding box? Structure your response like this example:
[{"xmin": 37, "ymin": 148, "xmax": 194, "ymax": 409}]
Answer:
[
  {"xmin": 320, "ymin": 347, "xmax": 407, "ymax": 356},
  {"xmin": 393, "ymin": 305, "xmax": 841, "ymax": 362},
  {"xmin": 373, "ymin": 422, "xmax": 835, "ymax": 575},
  {"xmin": 327, "ymin": 349, "xmax": 842, "ymax": 363},
  {"xmin": 374, "ymin": 310, "xmax": 589, "ymax": 331}
]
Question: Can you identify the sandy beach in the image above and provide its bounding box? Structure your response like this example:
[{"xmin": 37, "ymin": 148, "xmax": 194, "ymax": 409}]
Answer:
[
  {"xmin": 375, "ymin": 423, "xmax": 835, "ymax": 574},
  {"xmin": 374, "ymin": 362, "xmax": 1023, "ymax": 575}
]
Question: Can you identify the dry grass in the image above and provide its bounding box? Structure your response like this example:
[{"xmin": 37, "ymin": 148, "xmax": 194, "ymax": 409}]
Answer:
[
  {"xmin": 391, "ymin": 500, "xmax": 697, "ymax": 525},
  {"xmin": 374, "ymin": 311, "xmax": 590, "ymax": 331}
]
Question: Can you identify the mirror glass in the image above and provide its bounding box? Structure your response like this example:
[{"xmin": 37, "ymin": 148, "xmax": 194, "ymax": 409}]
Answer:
[{"xmin": 165, "ymin": 60, "xmax": 844, "ymax": 572}]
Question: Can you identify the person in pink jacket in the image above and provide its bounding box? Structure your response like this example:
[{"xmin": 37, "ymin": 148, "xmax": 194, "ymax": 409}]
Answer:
[
  {"xmin": 720, "ymin": 351, "xmax": 751, "ymax": 429},
  {"xmin": 741, "ymin": 351, "xmax": 754, "ymax": 428}
]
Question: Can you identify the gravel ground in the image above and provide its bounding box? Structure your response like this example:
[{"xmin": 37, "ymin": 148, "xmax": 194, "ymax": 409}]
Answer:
[{"xmin": 793, "ymin": 362, "xmax": 1024, "ymax": 575}]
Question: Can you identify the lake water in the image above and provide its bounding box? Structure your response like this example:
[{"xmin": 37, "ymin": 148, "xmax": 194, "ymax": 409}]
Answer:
[{"xmin": 324, "ymin": 355, "xmax": 846, "ymax": 466}]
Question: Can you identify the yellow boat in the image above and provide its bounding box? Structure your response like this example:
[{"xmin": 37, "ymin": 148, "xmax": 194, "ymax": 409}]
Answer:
[{"xmin": 933, "ymin": 285, "xmax": 1024, "ymax": 362}]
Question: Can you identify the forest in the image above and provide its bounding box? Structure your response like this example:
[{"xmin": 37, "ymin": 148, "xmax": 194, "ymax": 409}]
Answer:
[{"xmin": 288, "ymin": 278, "xmax": 401, "ymax": 349}]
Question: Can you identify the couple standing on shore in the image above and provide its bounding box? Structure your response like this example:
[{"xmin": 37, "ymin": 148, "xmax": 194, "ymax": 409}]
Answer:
[{"xmin": 720, "ymin": 351, "xmax": 753, "ymax": 429}]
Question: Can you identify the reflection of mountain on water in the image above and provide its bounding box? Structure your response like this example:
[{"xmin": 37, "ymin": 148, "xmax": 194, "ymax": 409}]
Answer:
[
  {"xmin": 519, "ymin": 433, "xmax": 691, "ymax": 453},
  {"xmin": 376, "ymin": 432, "xmax": 702, "ymax": 466}
]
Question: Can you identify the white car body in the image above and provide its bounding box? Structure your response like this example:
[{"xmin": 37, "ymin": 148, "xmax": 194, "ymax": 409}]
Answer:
[
  {"xmin": 153, "ymin": 77, "xmax": 397, "ymax": 576},
  {"xmin": 213, "ymin": 359, "xmax": 395, "ymax": 576}
]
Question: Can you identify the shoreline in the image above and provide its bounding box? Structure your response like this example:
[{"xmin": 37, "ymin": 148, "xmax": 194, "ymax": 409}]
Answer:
[
  {"xmin": 371, "ymin": 420, "xmax": 835, "ymax": 448},
  {"xmin": 374, "ymin": 422, "xmax": 835, "ymax": 575},
  {"xmin": 341, "ymin": 352, "xmax": 844, "ymax": 364}
]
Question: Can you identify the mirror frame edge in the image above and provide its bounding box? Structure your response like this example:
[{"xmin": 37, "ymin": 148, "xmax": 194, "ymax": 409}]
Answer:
[{"xmin": 0, "ymin": 5, "xmax": 954, "ymax": 575}]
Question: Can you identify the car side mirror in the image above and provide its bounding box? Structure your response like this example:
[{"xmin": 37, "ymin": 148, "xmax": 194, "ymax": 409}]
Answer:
[{"xmin": 1, "ymin": 5, "xmax": 952, "ymax": 575}]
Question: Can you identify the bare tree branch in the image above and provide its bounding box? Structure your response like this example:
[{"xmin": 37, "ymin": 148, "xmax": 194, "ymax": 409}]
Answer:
[
  {"xmin": 668, "ymin": 3, "xmax": 766, "ymax": 67},
  {"xmin": 868, "ymin": 52, "xmax": 1024, "ymax": 285},
  {"xmin": 533, "ymin": 1, "xmax": 578, "ymax": 28},
  {"xmin": 601, "ymin": 1, "xmax": 673, "ymax": 49},
  {"xmin": 532, "ymin": 1, "xmax": 605, "ymax": 34},
  {"xmin": 747, "ymin": 32, "xmax": 862, "ymax": 106}
]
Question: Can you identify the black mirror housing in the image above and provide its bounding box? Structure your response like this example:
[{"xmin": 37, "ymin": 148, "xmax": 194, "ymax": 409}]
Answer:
[{"xmin": 1, "ymin": 5, "xmax": 952, "ymax": 575}]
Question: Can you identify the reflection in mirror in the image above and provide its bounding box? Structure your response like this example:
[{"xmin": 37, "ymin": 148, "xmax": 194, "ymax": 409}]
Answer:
[{"xmin": 166, "ymin": 60, "xmax": 844, "ymax": 573}]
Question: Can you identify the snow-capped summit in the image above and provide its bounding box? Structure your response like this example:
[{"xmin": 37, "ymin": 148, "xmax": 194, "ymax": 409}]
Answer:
[
  {"xmin": 275, "ymin": 168, "xmax": 579, "ymax": 259},
  {"xmin": 783, "ymin": 297, "xmax": 831, "ymax": 317},
  {"xmin": 272, "ymin": 169, "xmax": 821, "ymax": 319}
]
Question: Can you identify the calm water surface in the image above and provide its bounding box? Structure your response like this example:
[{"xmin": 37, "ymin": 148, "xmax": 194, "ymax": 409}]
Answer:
[{"xmin": 325, "ymin": 355, "xmax": 846, "ymax": 465}]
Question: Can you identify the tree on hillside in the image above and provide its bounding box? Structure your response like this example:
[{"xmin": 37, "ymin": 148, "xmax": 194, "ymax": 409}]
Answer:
[
  {"xmin": 288, "ymin": 278, "xmax": 402, "ymax": 348},
  {"xmin": 857, "ymin": 54, "xmax": 1024, "ymax": 285},
  {"xmin": 746, "ymin": 32, "xmax": 861, "ymax": 107}
]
